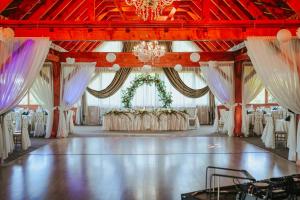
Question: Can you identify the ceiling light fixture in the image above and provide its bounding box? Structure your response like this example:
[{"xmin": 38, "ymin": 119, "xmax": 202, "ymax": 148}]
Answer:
[
  {"xmin": 133, "ymin": 41, "xmax": 166, "ymax": 63},
  {"xmin": 125, "ymin": 0, "xmax": 174, "ymax": 21}
]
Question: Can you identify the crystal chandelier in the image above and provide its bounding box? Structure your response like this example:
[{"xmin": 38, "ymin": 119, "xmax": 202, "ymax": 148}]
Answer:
[
  {"xmin": 133, "ymin": 41, "xmax": 166, "ymax": 63},
  {"xmin": 125, "ymin": 0, "xmax": 174, "ymax": 21}
]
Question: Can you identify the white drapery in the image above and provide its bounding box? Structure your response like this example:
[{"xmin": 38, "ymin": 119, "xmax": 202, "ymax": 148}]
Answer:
[
  {"xmin": 201, "ymin": 61, "xmax": 235, "ymax": 136},
  {"xmin": 245, "ymin": 37, "xmax": 300, "ymax": 161},
  {"xmin": 241, "ymin": 64, "xmax": 264, "ymax": 136},
  {"xmin": 56, "ymin": 63, "xmax": 95, "ymax": 138},
  {"xmin": 0, "ymin": 38, "xmax": 51, "ymax": 159},
  {"xmin": 31, "ymin": 64, "xmax": 54, "ymax": 138}
]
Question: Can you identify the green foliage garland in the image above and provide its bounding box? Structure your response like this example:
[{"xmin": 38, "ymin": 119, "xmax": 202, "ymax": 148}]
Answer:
[{"xmin": 121, "ymin": 74, "xmax": 172, "ymax": 108}]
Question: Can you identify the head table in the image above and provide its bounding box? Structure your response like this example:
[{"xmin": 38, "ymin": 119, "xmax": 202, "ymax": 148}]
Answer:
[{"xmin": 103, "ymin": 109, "xmax": 189, "ymax": 131}]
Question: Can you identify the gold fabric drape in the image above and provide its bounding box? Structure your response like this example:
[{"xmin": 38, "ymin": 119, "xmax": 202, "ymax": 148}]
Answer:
[
  {"xmin": 163, "ymin": 68, "xmax": 209, "ymax": 98},
  {"xmin": 86, "ymin": 42, "xmax": 136, "ymax": 99},
  {"xmin": 86, "ymin": 68, "xmax": 132, "ymax": 98},
  {"xmin": 208, "ymin": 91, "xmax": 215, "ymax": 125}
]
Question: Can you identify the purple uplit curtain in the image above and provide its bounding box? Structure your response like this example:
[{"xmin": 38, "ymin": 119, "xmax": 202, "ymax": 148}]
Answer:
[
  {"xmin": 57, "ymin": 63, "xmax": 95, "ymax": 138},
  {"xmin": 0, "ymin": 38, "xmax": 51, "ymax": 160}
]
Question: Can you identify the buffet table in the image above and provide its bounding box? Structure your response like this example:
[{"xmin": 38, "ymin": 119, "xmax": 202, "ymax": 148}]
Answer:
[{"xmin": 103, "ymin": 109, "xmax": 189, "ymax": 131}]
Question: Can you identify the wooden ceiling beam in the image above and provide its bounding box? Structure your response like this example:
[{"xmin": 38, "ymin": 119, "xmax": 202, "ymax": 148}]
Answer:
[
  {"xmin": 86, "ymin": 42, "xmax": 101, "ymax": 52},
  {"xmin": 46, "ymin": 52, "xmax": 60, "ymax": 62},
  {"xmin": 286, "ymin": 0, "xmax": 300, "ymax": 16},
  {"xmin": 3, "ymin": 19, "xmax": 300, "ymax": 40},
  {"xmin": 29, "ymin": 0, "xmax": 60, "ymax": 20},
  {"xmin": 0, "ymin": 0, "xmax": 13, "ymax": 13},
  {"xmin": 211, "ymin": 0, "xmax": 235, "ymax": 20},
  {"xmin": 59, "ymin": 52, "xmax": 234, "ymax": 67},
  {"xmin": 237, "ymin": 0, "xmax": 267, "ymax": 19},
  {"xmin": 49, "ymin": 0, "xmax": 73, "ymax": 20},
  {"xmin": 60, "ymin": 0, "xmax": 87, "ymax": 21},
  {"xmin": 223, "ymin": 0, "xmax": 249, "ymax": 20}
]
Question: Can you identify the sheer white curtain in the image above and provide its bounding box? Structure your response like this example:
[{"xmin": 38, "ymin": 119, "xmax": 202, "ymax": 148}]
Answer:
[
  {"xmin": 87, "ymin": 67, "xmax": 208, "ymax": 108},
  {"xmin": 241, "ymin": 64, "xmax": 263, "ymax": 136},
  {"xmin": 31, "ymin": 63, "xmax": 54, "ymax": 138},
  {"xmin": 0, "ymin": 38, "xmax": 51, "ymax": 159},
  {"xmin": 201, "ymin": 62, "xmax": 235, "ymax": 136},
  {"xmin": 245, "ymin": 37, "xmax": 300, "ymax": 161},
  {"xmin": 56, "ymin": 63, "xmax": 95, "ymax": 138}
]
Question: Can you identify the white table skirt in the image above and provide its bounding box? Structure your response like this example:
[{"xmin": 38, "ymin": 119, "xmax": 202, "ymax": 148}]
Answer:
[{"xmin": 103, "ymin": 112, "xmax": 189, "ymax": 131}]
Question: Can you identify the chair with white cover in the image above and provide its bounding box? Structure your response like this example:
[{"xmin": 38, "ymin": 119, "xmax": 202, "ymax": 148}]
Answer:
[
  {"xmin": 14, "ymin": 111, "xmax": 22, "ymax": 132},
  {"xmin": 253, "ymin": 111, "xmax": 264, "ymax": 135},
  {"xmin": 273, "ymin": 117, "xmax": 288, "ymax": 148},
  {"xmin": 186, "ymin": 107, "xmax": 200, "ymax": 129},
  {"xmin": 217, "ymin": 109, "xmax": 227, "ymax": 133},
  {"xmin": 34, "ymin": 111, "xmax": 45, "ymax": 137},
  {"xmin": 21, "ymin": 116, "xmax": 31, "ymax": 150},
  {"xmin": 261, "ymin": 116, "xmax": 275, "ymax": 149},
  {"xmin": 4, "ymin": 113, "xmax": 15, "ymax": 153}
]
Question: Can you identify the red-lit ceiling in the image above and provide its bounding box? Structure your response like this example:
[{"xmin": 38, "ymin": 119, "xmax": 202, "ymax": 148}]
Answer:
[{"xmin": 0, "ymin": 0, "xmax": 299, "ymax": 52}]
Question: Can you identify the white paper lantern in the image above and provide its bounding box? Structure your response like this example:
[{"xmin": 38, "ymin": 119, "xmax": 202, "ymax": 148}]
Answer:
[
  {"xmin": 208, "ymin": 60, "xmax": 218, "ymax": 68},
  {"xmin": 190, "ymin": 52, "xmax": 200, "ymax": 62},
  {"xmin": 277, "ymin": 29, "xmax": 292, "ymax": 43},
  {"xmin": 3, "ymin": 27, "xmax": 14, "ymax": 40},
  {"xmin": 112, "ymin": 63, "xmax": 120, "ymax": 71},
  {"xmin": 106, "ymin": 53, "xmax": 116, "ymax": 63},
  {"xmin": 174, "ymin": 64, "xmax": 182, "ymax": 72},
  {"xmin": 66, "ymin": 57, "xmax": 75, "ymax": 64},
  {"xmin": 296, "ymin": 27, "xmax": 300, "ymax": 39},
  {"xmin": 142, "ymin": 64, "xmax": 152, "ymax": 72}
]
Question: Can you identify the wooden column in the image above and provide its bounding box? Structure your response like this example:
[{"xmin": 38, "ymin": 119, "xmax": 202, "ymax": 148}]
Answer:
[
  {"xmin": 51, "ymin": 61, "xmax": 61, "ymax": 138},
  {"xmin": 234, "ymin": 61, "xmax": 243, "ymax": 136}
]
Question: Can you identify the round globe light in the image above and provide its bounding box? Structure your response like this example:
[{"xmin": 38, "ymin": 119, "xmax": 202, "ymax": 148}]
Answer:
[
  {"xmin": 106, "ymin": 53, "xmax": 116, "ymax": 63},
  {"xmin": 190, "ymin": 52, "xmax": 200, "ymax": 62},
  {"xmin": 66, "ymin": 57, "xmax": 75, "ymax": 64},
  {"xmin": 2, "ymin": 27, "xmax": 14, "ymax": 40},
  {"xmin": 276, "ymin": 29, "xmax": 292, "ymax": 43},
  {"xmin": 174, "ymin": 64, "xmax": 182, "ymax": 72},
  {"xmin": 296, "ymin": 27, "xmax": 300, "ymax": 39},
  {"xmin": 112, "ymin": 63, "xmax": 120, "ymax": 71},
  {"xmin": 208, "ymin": 60, "xmax": 218, "ymax": 68}
]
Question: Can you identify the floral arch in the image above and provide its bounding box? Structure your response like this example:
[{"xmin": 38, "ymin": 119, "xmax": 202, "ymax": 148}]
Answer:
[{"xmin": 121, "ymin": 74, "xmax": 172, "ymax": 108}]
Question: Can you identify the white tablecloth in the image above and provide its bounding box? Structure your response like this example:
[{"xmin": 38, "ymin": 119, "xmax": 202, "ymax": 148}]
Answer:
[{"xmin": 103, "ymin": 112, "xmax": 189, "ymax": 131}]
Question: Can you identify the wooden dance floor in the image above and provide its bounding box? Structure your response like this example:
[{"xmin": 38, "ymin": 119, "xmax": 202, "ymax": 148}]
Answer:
[{"xmin": 1, "ymin": 135, "xmax": 299, "ymax": 200}]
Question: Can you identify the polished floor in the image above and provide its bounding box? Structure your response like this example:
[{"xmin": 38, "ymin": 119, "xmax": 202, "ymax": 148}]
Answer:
[{"xmin": 1, "ymin": 134, "xmax": 299, "ymax": 200}]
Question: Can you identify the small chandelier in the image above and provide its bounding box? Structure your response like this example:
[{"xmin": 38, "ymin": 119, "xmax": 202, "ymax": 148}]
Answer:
[
  {"xmin": 133, "ymin": 41, "xmax": 166, "ymax": 63},
  {"xmin": 125, "ymin": 0, "xmax": 174, "ymax": 21}
]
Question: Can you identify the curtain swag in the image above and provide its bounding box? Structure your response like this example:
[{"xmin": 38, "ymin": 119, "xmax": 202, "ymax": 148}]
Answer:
[
  {"xmin": 86, "ymin": 68, "xmax": 132, "ymax": 98},
  {"xmin": 163, "ymin": 68, "xmax": 209, "ymax": 98}
]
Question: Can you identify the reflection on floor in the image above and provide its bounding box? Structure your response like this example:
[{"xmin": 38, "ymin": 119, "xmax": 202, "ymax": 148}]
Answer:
[
  {"xmin": 3, "ymin": 138, "xmax": 51, "ymax": 163},
  {"xmin": 72, "ymin": 125, "xmax": 216, "ymax": 137},
  {"xmin": 243, "ymin": 136, "xmax": 289, "ymax": 160},
  {"xmin": 0, "ymin": 132, "xmax": 299, "ymax": 200}
]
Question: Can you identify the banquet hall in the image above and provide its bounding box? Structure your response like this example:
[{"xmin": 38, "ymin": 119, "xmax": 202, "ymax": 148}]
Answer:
[{"xmin": 1, "ymin": 0, "xmax": 300, "ymax": 199}]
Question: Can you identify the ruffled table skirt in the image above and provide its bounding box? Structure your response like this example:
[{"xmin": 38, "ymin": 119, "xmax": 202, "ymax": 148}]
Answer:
[{"xmin": 103, "ymin": 113, "xmax": 189, "ymax": 131}]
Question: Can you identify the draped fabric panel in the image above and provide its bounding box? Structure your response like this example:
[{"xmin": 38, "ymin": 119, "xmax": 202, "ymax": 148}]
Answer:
[
  {"xmin": 163, "ymin": 68, "xmax": 209, "ymax": 98},
  {"xmin": 201, "ymin": 62, "xmax": 235, "ymax": 136},
  {"xmin": 245, "ymin": 37, "xmax": 300, "ymax": 161},
  {"xmin": 57, "ymin": 63, "xmax": 95, "ymax": 138},
  {"xmin": 0, "ymin": 38, "xmax": 51, "ymax": 159},
  {"xmin": 241, "ymin": 65, "xmax": 264, "ymax": 136},
  {"xmin": 208, "ymin": 91, "xmax": 216, "ymax": 125},
  {"xmin": 86, "ymin": 68, "xmax": 132, "ymax": 98},
  {"xmin": 31, "ymin": 64, "xmax": 54, "ymax": 138}
]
